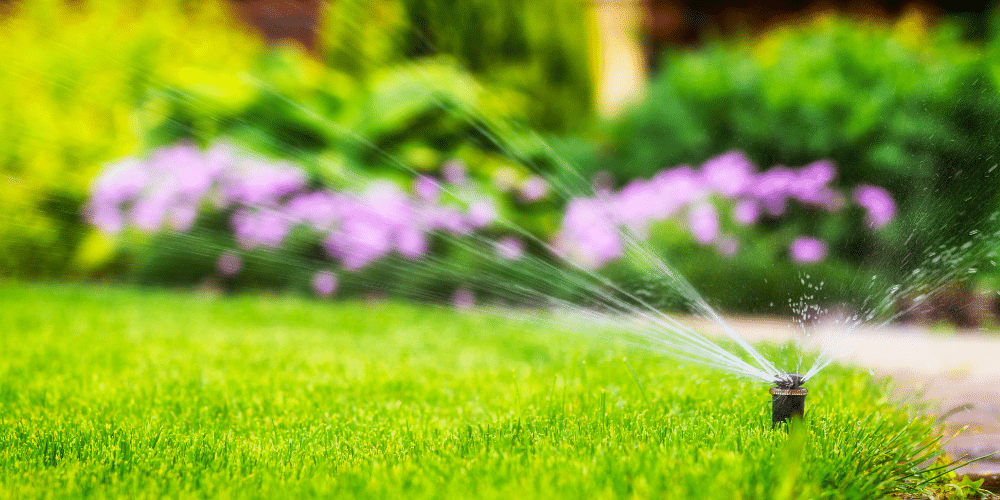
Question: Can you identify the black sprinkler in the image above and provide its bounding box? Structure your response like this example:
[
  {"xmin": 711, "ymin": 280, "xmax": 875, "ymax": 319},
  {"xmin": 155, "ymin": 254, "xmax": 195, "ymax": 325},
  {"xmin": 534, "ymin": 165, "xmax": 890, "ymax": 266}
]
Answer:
[{"xmin": 770, "ymin": 373, "xmax": 807, "ymax": 427}]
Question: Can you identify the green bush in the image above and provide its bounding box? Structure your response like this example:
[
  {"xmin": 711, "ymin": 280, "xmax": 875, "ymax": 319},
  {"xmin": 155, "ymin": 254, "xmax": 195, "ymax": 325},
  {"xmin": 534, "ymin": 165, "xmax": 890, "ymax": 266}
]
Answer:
[
  {"xmin": 600, "ymin": 13, "xmax": 1000, "ymax": 284},
  {"xmin": 143, "ymin": 44, "xmax": 568, "ymax": 231},
  {"xmin": 319, "ymin": 0, "xmax": 594, "ymax": 133},
  {"xmin": 0, "ymin": 0, "xmax": 264, "ymax": 277},
  {"xmin": 116, "ymin": 46, "xmax": 581, "ymax": 299},
  {"xmin": 41, "ymin": 0, "xmax": 592, "ymax": 298}
]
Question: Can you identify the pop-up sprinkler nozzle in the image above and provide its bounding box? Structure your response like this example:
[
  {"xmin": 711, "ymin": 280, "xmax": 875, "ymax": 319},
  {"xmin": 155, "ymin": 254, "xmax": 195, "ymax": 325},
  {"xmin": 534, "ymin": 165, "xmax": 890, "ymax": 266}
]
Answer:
[{"xmin": 771, "ymin": 373, "xmax": 807, "ymax": 428}]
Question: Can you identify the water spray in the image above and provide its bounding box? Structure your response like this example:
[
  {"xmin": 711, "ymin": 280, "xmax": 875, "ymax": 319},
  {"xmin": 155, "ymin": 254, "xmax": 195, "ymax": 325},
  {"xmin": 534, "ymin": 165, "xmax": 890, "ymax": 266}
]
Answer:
[{"xmin": 770, "ymin": 373, "xmax": 807, "ymax": 427}]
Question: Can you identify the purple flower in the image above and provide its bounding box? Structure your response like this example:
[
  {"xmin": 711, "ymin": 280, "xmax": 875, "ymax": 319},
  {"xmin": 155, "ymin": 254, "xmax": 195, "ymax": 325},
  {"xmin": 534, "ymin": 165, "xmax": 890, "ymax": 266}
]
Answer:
[
  {"xmin": 554, "ymin": 198, "xmax": 622, "ymax": 269},
  {"xmin": 219, "ymin": 159, "xmax": 306, "ymax": 207},
  {"xmin": 145, "ymin": 142, "xmax": 200, "ymax": 174},
  {"xmin": 89, "ymin": 157, "xmax": 147, "ymax": 207},
  {"xmin": 606, "ymin": 167, "xmax": 702, "ymax": 240},
  {"xmin": 613, "ymin": 179, "xmax": 657, "ymax": 236},
  {"xmin": 787, "ymin": 160, "xmax": 838, "ymax": 207},
  {"xmin": 129, "ymin": 195, "xmax": 171, "ymax": 232},
  {"xmin": 364, "ymin": 182, "xmax": 410, "ymax": 224},
  {"xmin": 733, "ymin": 199, "xmax": 760, "ymax": 226},
  {"xmin": 88, "ymin": 144, "xmax": 233, "ymax": 235},
  {"xmin": 87, "ymin": 205, "xmax": 125, "ymax": 234},
  {"xmin": 452, "ymin": 286, "xmax": 475, "ymax": 310},
  {"xmin": 750, "ymin": 166, "xmax": 796, "ymax": 216},
  {"xmin": 496, "ymin": 236, "xmax": 524, "ymax": 260},
  {"xmin": 284, "ymin": 191, "xmax": 341, "ymax": 231},
  {"xmin": 853, "ymin": 184, "xmax": 896, "ymax": 229},
  {"xmin": 134, "ymin": 144, "xmax": 222, "ymax": 217},
  {"xmin": 688, "ymin": 202, "xmax": 720, "ymax": 244},
  {"xmin": 427, "ymin": 206, "xmax": 470, "ymax": 235},
  {"xmin": 519, "ymin": 176, "xmax": 549, "ymax": 202},
  {"xmin": 467, "ymin": 199, "xmax": 497, "ymax": 229},
  {"xmin": 323, "ymin": 216, "xmax": 393, "ymax": 270},
  {"xmin": 231, "ymin": 209, "xmax": 291, "ymax": 249},
  {"xmin": 441, "ymin": 160, "xmax": 467, "ymax": 184},
  {"xmin": 413, "ymin": 175, "xmax": 440, "ymax": 202},
  {"xmin": 217, "ymin": 251, "xmax": 242, "ymax": 277},
  {"xmin": 204, "ymin": 142, "xmax": 238, "ymax": 173},
  {"xmin": 395, "ymin": 226, "xmax": 429, "ymax": 259},
  {"xmin": 789, "ymin": 237, "xmax": 827, "ymax": 263},
  {"xmin": 312, "ymin": 271, "xmax": 338, "ymax": 297},
  {"xmin": 700, "ymin": 150, "xmax": 754, "ymax": 198},
  {"xmin": 170, "ymin": 203, "xmax": 198, "ymax": 231},
  {"xmin": 650, "ymin": 166, "xmax": 705, "ymax": 213}
]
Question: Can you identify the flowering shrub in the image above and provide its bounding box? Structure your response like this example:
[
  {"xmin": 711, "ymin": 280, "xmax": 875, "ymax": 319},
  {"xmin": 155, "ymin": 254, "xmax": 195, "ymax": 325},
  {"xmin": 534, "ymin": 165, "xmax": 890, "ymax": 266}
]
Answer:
[
  {"xmin": 87, "ymin": 142, "xmax": 896, "ymax": 311},
  {"xmin": 554, "ymin": 151, "xmax": 895, "ymax": 270},
  {"xmin": 86, "ymin": 142, "xmax": 508, "ymax": 296},
  {"xmin": 595, "ymin": 13, "xmax": 1000, "ymax": 295}
]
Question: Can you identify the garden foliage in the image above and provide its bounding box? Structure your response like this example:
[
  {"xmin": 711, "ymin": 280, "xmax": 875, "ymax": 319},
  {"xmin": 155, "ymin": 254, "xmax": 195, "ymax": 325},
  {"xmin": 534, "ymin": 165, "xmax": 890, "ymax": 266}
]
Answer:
[
  {"xmin": 86, "ymin": 141, "xmax": 518, "ymax": 296},
  {"xmin": 87, "ymin": 139, "xmax": 898, "ymax": 315},
  {"xmin": 0, "ymin": 0, "xmax": 586, "ymax": 282},
  {"xmin": 0, "ymin": 0, "xmax": 262, "ymax": 277},
  {"xmin": 599, "ymin": 13, "xmax": 1000, "ymax": 287},
  {"xmin": 84, "ymin": 8, "xmax": 954, "ymax": 313},
  {"xmin": 319, "ymin": 0, "xmax": 594, "ymax": 132},
  {"xmin": 5, "ymin": 0, "xmax": 999, "ymax": 315}
]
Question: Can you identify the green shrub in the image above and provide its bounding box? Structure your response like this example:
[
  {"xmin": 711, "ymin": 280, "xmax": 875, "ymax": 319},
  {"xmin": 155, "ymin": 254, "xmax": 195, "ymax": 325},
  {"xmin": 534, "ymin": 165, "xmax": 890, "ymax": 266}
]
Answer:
[
  {"xmin": 143, "ymin": 44, "xmax": 568, "ymax": 231},
  {"xmin": 319, "ymin": 0, "xmax": 594, "ymax": 133},
  {"xmin": 595, "ymin": 13, "xmax": 1000, "ymax": 305},
  {"xmin": 0, "ymin": 0, "xmax": 264, "ymax": 277},
  {"xmin": 89, "ymin": 36, "xmax": 573, "ymax": 297}
]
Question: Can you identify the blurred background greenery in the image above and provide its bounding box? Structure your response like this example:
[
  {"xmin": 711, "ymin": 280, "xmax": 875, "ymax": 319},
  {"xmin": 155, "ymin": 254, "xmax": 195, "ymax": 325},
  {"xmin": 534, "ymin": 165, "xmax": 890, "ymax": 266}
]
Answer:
[{"xmin": 2, "ymin": 0, "xmax": 999, "ymax": 323}]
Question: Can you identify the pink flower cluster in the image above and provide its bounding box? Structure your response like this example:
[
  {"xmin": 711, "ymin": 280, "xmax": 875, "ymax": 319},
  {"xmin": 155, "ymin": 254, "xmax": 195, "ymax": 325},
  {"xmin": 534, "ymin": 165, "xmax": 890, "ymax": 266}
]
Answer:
[
  {"xmin": 86, "ymin": 143, "xmax": 499, "ymax": 276},
  {"xmin": 554, "ymin": 151, "xmax": 896, "ymax": 269}
]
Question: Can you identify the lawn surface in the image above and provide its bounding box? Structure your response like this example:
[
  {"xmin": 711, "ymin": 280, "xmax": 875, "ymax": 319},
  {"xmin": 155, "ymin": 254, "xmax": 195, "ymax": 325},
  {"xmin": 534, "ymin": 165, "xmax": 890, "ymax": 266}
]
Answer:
[{"xmin": 0, "ymin": 284, "xmax": 950, "ymax": 499}]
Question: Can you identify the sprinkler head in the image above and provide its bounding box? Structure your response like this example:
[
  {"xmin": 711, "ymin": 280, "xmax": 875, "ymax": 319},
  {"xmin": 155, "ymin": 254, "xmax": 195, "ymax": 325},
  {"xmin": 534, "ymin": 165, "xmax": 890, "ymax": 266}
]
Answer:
[
  {"xmin": 771, "ymin": 373, "xmax": 807, "ymax": 428},
  {"xmin": 774, "ymin": 373, "xmax": 806, "ymax": 390}
]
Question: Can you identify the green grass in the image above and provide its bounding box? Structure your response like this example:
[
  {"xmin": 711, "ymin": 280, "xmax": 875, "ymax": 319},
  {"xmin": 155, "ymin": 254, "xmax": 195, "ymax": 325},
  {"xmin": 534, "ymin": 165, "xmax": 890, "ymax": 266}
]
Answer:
[{"xmin": 0, "ymin": 283, "xmax": 953, "ymax": 499}]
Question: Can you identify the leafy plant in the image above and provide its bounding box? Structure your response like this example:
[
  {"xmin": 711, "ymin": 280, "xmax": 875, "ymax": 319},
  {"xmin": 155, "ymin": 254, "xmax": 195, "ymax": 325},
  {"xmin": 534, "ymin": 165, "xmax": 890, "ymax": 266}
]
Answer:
[
  {"xmin": 319, "ymin": 0, "xmax": 594, "ymax": 133},
  {"xmin": 0, "ymin": 0, "xmax": 263, "ymax": 277},
  {"xmin": 600, "ymin": 13, "xmax": 1000, "ymax": 290}
]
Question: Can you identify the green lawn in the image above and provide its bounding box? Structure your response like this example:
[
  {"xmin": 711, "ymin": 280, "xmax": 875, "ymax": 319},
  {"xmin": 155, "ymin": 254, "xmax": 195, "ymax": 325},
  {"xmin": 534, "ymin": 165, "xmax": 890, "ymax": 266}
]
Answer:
[{"xmin": 0, "ymin": 284, "xmax": 958, "ymax": 499}]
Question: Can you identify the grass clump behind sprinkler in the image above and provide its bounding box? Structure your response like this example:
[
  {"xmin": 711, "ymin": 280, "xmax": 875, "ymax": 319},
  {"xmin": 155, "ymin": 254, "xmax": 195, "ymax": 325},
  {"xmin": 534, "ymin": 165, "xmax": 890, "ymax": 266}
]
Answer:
[{"xmin": 0, "ymin": 284, "xmax": 973, "ymax": 499}]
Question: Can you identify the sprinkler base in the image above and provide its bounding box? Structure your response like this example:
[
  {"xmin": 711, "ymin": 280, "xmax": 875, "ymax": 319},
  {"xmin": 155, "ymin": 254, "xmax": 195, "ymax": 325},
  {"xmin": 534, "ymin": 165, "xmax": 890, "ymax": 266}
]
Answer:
[{"xmin": 770, "ymin": 386, "xmax": 808, "ymax": 427}]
